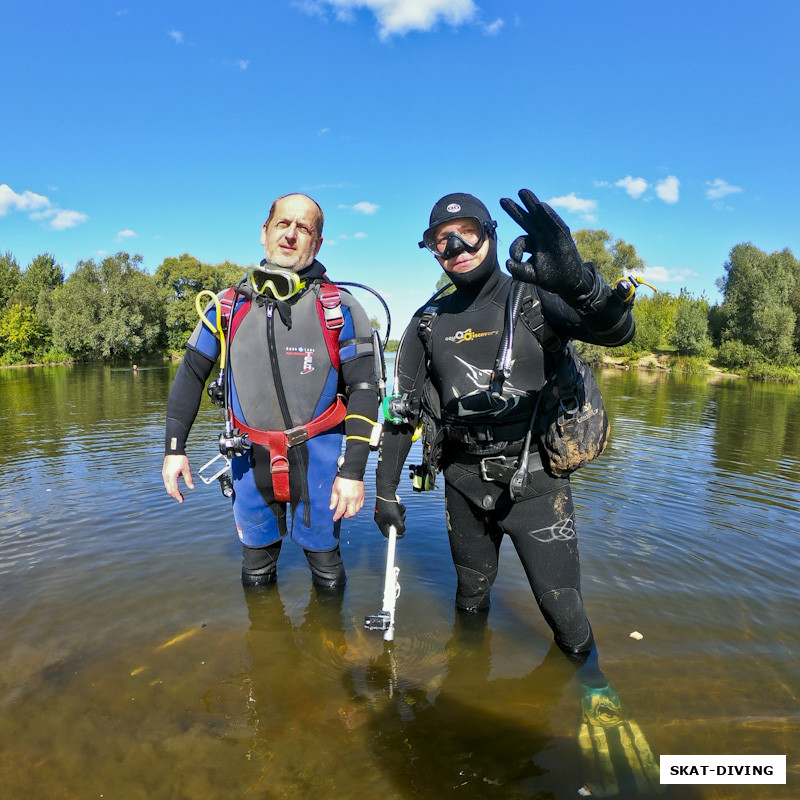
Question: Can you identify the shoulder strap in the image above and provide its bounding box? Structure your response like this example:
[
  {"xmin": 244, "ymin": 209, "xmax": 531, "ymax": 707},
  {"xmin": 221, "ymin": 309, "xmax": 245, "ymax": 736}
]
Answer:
[
  {"xmin": 315, "ymin": 279, "xmax": 343, "ymax": 371},
  {"xmin": 219, "ymin": 286, "xmax": 237, "ymax": 329},
  {"xmin": 220, "ymin": 285, "xmax": 252, "ymax": 342},
  {"xmin": 519, "ymin": 283, "xmax": 564, "ymax": 354},
  {"xmin": 416, "ymin": 284, "xmax": 451, "ymax": 357}
]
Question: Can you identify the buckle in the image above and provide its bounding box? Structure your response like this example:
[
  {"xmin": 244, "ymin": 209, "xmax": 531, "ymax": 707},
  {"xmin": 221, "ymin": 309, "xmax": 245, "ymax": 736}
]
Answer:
[
  {"xmin": 479, "ymin": 455, "xmax": 509, "ymax": 482},
  {"xmin": 285, "ymin": 426, "xmax": 309, "ymax": 446},
  {"xmin": 270, "ymin": 454, "xmax": 290, "ymax": 474}
]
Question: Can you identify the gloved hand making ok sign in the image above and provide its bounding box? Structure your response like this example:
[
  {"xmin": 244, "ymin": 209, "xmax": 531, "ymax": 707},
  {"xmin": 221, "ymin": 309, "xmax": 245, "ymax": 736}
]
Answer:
[{"xmin": 500, "ymin": 189, "xmax": 595, "ymax": 307}]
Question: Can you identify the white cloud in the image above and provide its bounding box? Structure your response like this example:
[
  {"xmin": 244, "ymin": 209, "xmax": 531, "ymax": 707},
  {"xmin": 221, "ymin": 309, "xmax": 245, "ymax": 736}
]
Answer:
[
  {"xmin": 1, "ymin": 183, "xmax": 88, "ymax": 230},
  {"xmin": 483, "ymin": 17, "xmax": 504, "ymax": 36},
  {"xmin": 236, "ymin": 59, "xmax": 249, "ymax": 70},
  {"xmin": 353, "ymin": 231, "xmax": 368, "ymax": 238},
  {"xmin": 168, "ymin": 30, "xmax": 184, "ymax": 44},
  {"xmin": 547, "ymin": 193, "xmax": 598, "ymax": 222},
  {"xmin": 615, "ymin": 175, "xmax": 648, "ymax": 199},
  {"xmin": 317, "ymin": 127, "xmax": 331, "ymax": 136},
  {"xmin": 633, "ymin": 265, "xmax": 697, "ymax": 286},
  {"xmin": 46, "ymin": 209, "xmax": 90, "ymax": 230},
  {"xmin": 340, "ymin": 201, "xmax": 379, "ymax": 214},
  {"xmin": 0, "ymin": 184, "xmax": 50, "ymax": 215},
  {"xmin": 655, "ymin": 175, "xmax": 680, "ymax": 204},
  {"xmin": 116, "ymin": 229, "xmax": 137, "ymax": 241},
  {"xmin": 705, "ymin": 178, "xmax": 743, "ymax": 201},
  {"xmin": 298, "ymin": 0, "xmax": 478, "ymax": 40}
]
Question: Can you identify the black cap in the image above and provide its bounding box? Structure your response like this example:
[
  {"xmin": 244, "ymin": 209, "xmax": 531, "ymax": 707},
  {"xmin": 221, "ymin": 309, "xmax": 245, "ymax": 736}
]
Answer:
[{"xmin": 427, "ymin": 192, "xmax": 493, "ymax": 230}]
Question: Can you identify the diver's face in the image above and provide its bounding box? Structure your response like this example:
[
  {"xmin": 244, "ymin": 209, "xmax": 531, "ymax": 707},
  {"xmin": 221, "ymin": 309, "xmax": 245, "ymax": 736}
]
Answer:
[
  {"xmin": 261, "ymin": 195, "xmax": 323, "ymax": 271},
  {"xmin": 435, "ymin": 218, "xmax": 490, "ymax": 274}
]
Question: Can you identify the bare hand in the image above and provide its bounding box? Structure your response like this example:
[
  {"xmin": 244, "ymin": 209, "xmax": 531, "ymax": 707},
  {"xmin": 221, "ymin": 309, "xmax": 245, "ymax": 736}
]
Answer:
[
  {"xmin": 329, "ymin": 476, "xmax": 365, "ymax": 521},
  {"xmin": 162, "ymin": 454, "xmax": 194, "ymax": 503}
]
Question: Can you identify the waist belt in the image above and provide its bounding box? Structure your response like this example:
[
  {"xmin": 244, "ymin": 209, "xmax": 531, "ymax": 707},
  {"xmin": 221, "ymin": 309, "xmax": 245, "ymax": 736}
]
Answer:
[
  {"xmin": 479, "ymin": 451, "xmax": 544, "ymax": 484},
  {"xmin": 445, "ymin": 420, "xmax": 532, "ymax": 454},
  {"xmin": 232, "ymin": 395, "xmax": 347, "ymax": 502}
]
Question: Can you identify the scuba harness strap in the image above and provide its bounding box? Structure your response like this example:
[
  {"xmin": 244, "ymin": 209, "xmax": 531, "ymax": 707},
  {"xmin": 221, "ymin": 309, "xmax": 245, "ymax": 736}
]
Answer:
[
  {"xmin": 231, "ymin": 396, "xmax": 348, "ymax": 503},
  {"xmin": 221, "ymin": 279, "xmax": 345, "ymax": 371},
  {"xmin": 208, "ymin": 276, "xmax": 388, "ymax": 506},
  {"xmin": 217, "ymin": 279, "xmax": 348, "ymax": 505},
  {"xmin": 409, "ymin": 281, "xmax": 571, "ymax": 494}
]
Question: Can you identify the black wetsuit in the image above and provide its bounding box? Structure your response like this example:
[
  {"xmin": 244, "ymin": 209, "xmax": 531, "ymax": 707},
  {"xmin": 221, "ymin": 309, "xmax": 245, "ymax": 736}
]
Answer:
[{"xmin": 376, "ymin": 248, "xmax": 634, "ymax": 654}]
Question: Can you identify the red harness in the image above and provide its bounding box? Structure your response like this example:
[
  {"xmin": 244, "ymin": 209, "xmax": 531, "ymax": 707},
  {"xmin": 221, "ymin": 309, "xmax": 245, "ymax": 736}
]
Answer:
[{"xmin": 220, "ymin": 280, "xmax": 346, "ymax": 502}]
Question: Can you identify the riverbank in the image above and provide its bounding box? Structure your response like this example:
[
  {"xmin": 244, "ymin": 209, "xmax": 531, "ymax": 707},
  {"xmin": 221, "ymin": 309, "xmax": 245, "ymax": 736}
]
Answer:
[
  {"xmin": 601, "ymin": 351, "xmax": 737, "ymax": 377},
  {"xmin": 602, "ymin": 350, "xmax": 800, "ymax": 382},
  {"xmin": 4, "ymin": 350, "xmax": 799, "ymax": 383}
]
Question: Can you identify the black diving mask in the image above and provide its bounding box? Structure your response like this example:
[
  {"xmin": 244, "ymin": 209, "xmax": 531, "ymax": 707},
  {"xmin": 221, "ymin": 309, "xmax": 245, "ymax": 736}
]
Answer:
[
  {"xmin": 419, "ymin": 217, "xmax": 497, "ymax": 260},
  {"xmin": 249, "ymin": 265, "xmax": 306, "ymax": 301}
]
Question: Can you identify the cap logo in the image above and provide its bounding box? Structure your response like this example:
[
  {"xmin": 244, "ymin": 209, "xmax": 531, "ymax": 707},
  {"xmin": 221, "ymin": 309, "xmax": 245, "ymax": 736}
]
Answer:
[{"xmin": 446, "ymin": 203, "xmax": 462, "ymax": 213}]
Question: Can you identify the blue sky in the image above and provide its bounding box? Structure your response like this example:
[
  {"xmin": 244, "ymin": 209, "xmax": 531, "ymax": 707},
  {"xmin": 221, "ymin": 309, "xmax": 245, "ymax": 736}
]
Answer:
[{"xmin": 3, "ymin": 0, "xmax": 798, "ymax": 332}]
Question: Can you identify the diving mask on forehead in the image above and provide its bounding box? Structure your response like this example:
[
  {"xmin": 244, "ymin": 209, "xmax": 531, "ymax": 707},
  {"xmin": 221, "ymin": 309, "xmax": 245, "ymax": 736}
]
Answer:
[
  {"xmin": 419, "ymin": 217, "xmax": 497, "ymax": 260},
  {"xmin": 249, "ymin": 265, "xmax": 306, "ymax": 301}
]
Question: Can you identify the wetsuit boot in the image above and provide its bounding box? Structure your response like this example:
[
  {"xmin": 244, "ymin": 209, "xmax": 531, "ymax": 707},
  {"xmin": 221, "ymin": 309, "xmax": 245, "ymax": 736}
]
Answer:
[
  {"xmin": 241, "ymin": 541, "xmax": 281, "ymax": 587},
  {"xmin": 304, "ymin": 546, "xmax": 346, "ymax": 589}
]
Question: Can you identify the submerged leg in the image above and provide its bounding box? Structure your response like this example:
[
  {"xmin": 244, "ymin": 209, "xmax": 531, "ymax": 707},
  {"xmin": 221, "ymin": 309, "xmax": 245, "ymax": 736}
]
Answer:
[
  {"xmin": 575, "ymin": 648, "xmax": 661, "ymax": 797},
  {"xmin": 241, "ymin": 540, "xmax": 282, "ymax": 587},
  {"xmin": 304, "ymin": 546, "xmax": 347, "ymax": 589}
]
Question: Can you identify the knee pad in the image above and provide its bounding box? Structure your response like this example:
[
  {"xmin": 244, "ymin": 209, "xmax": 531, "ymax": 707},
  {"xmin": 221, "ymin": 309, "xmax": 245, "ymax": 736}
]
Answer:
[
  {"xmin": 538, "ymin": 587, "xmax": 594, "ymax": 654},
  {"xmin": 304, "ymin": 547, "xmax": 346, "ymax": 589},
  {"xmin": 454, "ymin": 564, "xmax": 496, "ymax": 612},
  {"xmin": 241, "ymin": 541, "xmax": 281, "ymax": 587}
]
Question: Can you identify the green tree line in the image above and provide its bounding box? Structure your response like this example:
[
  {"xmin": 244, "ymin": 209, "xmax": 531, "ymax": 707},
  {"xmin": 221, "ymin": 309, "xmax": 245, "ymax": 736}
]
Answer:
[
  {"xmin": 1, "ymin": 237, "xmax": 798, "ymax": 380},
  {"xmin": 571, "ymin": 232, "xmax": 800, "ymax": 381},
  {"xmin": 0, "ymin": 251, "xmax": 247, "ymax": 365}
]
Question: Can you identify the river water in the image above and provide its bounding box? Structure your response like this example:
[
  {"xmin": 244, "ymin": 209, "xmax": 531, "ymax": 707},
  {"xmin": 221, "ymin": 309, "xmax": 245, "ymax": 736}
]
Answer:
[{"xmin": 1, "ymin": 362, "xmax": 798, "ymax": 799}]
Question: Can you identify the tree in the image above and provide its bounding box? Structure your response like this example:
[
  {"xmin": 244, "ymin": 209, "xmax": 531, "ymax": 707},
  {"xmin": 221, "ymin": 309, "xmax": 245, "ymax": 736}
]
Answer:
[
  {"xmin": 50, "ymin": 253, "xmax": 164, "ymax": 359},
  {"xmin": 671, "ymin": 290, "xmax": 711, "ymax": 356},
  {"xmin": 0, "ymin": 303, "xmax": 48, "ymax": 362},
  {"xmin": 716, "ymin": 243, "xmax": 797, "ymax": 365},
  {"xmin": 156, "ymin": 254, "xmax": 246, "ymax": 350},
  {"xmin": 573, "ymin": 230, "xmax": 645, "ymax": 285},
  {"xmin": 0, "ymin": 251, "xmax": 22, "ymax": 310},
  {"xmin": 622, "ymin": 291, "xmax": 678, "ymax": 354},
  {"xmin": 12, "ymin": 253, "xmax": 64, "ymax": 307}
]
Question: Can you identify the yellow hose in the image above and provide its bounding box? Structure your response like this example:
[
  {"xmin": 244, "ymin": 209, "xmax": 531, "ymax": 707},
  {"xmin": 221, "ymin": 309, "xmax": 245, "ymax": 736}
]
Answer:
[{"xmin": 195, "ymin": 290, "xmax": 227, "ymax": 369}]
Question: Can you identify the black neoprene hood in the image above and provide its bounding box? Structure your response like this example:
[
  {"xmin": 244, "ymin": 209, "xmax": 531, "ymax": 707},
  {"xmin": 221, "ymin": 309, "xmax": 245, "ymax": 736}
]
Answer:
[{"xmin": 426, "ymin": 192, "xmax": 494, "ymax": 232}]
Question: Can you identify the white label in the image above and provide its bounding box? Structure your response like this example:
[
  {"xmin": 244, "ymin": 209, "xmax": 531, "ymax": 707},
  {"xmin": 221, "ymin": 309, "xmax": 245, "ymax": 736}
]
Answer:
[{"xmin": 660, "ymin": 755, "xmax": 786, "ymax": 784}]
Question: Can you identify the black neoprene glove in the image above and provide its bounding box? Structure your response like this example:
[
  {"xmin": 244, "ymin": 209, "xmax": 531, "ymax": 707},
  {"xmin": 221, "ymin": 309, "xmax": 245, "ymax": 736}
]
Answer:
[
  {"xmin": 374, "ymin": 493, "xmax": 406, "ymax": 539},
  {"xmin": 500, "ymin": 189, "xmax": 599, "ymax": 309}
]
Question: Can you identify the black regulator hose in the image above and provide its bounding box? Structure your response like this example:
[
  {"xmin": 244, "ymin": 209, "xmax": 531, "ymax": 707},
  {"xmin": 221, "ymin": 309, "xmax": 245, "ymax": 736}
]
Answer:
[{"xmin": 490, "ymin": 280, "xmax": 526, "ymax": 400}]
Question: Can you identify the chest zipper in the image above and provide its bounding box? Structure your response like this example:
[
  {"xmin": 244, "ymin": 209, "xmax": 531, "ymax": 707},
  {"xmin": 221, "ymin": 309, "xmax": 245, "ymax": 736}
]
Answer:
[
  {"xmin": 267, "ymin": 302, "xmax": 311, "ymax": 520},
  {"xmin": 267, "ymin": 303, "xmax": 293, "ymax": 429}
]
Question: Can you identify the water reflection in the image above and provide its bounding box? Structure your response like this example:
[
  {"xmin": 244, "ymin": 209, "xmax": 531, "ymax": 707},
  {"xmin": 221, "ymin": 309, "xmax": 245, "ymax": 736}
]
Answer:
[
  {"xmin": 360, "ymin": 614, "xmax": 663, "ymax": 799},
  {"xmin": 1, "ymin": 364, "xmax": 798, "ymax": 798}
]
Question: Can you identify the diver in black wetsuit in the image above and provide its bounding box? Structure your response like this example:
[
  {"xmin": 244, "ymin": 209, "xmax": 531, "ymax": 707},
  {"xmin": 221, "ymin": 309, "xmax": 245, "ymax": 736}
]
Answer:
[{"xmin": 374, "ymin": 190, "xmax": 635, "ymax": 658}]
